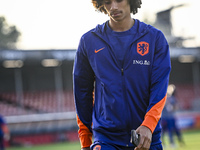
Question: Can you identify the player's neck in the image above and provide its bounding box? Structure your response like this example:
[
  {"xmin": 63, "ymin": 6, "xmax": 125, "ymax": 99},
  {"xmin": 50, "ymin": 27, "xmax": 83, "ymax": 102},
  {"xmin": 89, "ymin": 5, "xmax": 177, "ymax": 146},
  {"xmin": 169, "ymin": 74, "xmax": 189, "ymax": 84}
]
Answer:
[{"xmin": 109, "ymin": 17, "xmax": 134, "ymax": 32}]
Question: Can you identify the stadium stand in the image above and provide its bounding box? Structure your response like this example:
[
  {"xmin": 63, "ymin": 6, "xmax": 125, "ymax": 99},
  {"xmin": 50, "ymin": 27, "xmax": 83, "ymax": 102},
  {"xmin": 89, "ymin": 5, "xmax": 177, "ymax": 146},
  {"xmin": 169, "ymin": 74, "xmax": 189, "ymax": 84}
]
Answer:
[
  {"xmin": 0, "ymin": 90, "xmax": 75, "ymax": 116},
  {"xmin": 175, "ymin": 84, "xmax": 197, "ymax": 110},
  {"xmin": 0, "ymin": 50, "xmax": 79, "ymax": 146},
  {"xmin": 0, "ymin": 102, "xmax": 35, "ymax": 116},
  {"xmin": 0, "ymin": 48, "xmax": 200, "ymax": 146}
]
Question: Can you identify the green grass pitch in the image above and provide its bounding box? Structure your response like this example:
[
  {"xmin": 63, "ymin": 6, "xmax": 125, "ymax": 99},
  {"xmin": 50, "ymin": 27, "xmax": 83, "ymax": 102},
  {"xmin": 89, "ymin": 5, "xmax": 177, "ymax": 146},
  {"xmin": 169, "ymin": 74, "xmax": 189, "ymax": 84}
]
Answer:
[{"xmin": 7, "ymin": 130, "xmax": 200, "ymax": 150}]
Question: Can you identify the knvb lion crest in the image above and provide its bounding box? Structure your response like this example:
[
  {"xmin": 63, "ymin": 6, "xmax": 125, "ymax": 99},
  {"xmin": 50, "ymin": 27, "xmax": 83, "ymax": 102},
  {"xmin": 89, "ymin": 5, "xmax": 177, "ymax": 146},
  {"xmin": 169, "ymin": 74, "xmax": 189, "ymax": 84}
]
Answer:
[{"xmin": 137, "ymin": 41, "xmax": 149, "ymax": 56}]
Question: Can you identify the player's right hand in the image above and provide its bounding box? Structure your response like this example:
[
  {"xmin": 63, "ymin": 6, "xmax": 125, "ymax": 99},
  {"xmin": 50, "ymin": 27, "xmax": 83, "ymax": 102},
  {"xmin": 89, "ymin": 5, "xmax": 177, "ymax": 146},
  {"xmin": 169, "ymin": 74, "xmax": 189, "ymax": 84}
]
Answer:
[{"xmin": 134, "ymin": 126, "xmax": 152, "ymax": 150}]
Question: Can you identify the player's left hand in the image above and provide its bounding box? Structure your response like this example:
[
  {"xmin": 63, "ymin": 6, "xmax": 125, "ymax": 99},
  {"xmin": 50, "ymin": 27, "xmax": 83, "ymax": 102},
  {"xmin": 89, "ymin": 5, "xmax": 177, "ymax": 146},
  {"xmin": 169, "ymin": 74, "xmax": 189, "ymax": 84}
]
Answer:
[{"xmin": 134, "ymin": 126, "xmax": 152, "ymax": 150}]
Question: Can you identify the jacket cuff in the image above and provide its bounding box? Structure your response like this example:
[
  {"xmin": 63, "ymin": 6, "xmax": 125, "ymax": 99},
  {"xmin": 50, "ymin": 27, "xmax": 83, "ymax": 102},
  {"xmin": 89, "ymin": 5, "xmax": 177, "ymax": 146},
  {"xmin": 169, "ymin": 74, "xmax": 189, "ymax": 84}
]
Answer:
[
  {"xmin": 79, "ymin": 133, "xmax": 93, "ymax": 148},
  {"xmin": 141, "ymin": 115, "xmax": 157, "ymax": 133},
  {"xmin": 141, "ymin": 95, "xmax": 167, "ymax": 133}
]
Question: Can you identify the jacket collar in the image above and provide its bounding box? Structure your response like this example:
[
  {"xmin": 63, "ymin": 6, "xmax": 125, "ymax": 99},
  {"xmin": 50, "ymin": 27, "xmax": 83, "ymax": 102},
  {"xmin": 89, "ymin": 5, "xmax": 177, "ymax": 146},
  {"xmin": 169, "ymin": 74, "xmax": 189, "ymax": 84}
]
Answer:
[{"xmin": 92, "ymin": 19, "xmax": 150, "ymax": 42}]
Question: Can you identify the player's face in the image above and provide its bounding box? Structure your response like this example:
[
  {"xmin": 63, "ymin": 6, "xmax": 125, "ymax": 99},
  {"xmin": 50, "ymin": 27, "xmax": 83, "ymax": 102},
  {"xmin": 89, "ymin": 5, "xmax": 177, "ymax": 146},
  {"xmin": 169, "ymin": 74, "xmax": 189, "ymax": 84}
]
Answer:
[{"xmin": 103, "ymin": 0, "xmax": 131, "ymax": 22}]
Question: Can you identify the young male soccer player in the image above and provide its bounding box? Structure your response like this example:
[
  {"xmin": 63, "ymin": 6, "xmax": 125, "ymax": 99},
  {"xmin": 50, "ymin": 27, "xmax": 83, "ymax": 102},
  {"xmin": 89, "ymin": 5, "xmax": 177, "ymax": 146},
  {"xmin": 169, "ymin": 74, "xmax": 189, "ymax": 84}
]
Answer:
[
  {"xmin": 0, "ymin": 115, "xmax": 10, "ymax": 150},
  {"xmin": 73, "ymin": 0, "xmax": 171, "ymax": 149},
  {"xmin": 161, "ymin": 85, "xmax": 184, "ymax": 147}
]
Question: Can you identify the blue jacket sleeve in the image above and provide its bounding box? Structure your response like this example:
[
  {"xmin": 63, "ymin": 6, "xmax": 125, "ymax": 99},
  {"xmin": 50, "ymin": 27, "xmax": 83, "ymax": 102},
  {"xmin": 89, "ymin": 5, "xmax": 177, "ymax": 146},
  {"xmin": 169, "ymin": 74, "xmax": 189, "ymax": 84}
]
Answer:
[
  {"xmin": 73, "ymin": 36, "xmax": 95, "ymax": 133},
  {"xmin": 141, "ymin": 31, "xmax": 171, "ymax": 132},
  {"xmin": 149, "ymin": 31, "xmax": 171, "ymax": 108}
]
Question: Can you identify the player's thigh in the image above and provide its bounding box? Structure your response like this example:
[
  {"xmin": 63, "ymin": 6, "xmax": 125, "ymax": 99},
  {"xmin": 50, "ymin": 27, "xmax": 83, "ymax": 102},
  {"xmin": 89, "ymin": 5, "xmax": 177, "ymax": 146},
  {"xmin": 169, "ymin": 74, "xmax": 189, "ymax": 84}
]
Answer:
[
  {"xmin": 91, "ymin": 141, "xmax": 117, "ymax": 150},
  {"xmin": 91, "ymin": 141, "xmax": 134, "ymax": 150}
]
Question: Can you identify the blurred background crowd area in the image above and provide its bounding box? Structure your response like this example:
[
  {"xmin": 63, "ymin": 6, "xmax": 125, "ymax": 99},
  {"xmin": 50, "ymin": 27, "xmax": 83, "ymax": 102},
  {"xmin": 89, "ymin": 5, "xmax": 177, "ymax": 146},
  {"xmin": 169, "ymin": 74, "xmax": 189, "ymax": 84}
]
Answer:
[{"xmin": 0, "ymin": 2, "xmax": 200, "ymax": 149}]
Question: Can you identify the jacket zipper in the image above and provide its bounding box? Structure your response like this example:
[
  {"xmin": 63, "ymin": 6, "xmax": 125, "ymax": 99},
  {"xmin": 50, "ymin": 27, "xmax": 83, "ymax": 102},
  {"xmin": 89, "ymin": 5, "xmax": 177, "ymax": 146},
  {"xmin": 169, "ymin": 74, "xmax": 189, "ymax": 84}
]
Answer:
[{"xmin": 121, "ymin": 68, "xmax": 124, "ymax": 76}]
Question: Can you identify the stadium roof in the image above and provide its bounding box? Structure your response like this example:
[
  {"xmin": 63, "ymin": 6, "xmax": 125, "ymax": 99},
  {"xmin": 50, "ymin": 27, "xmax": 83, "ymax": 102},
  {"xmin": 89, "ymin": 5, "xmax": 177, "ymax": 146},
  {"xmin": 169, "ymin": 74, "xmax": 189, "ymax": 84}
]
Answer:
[
  {"xmin": 0, "ymin": 47, "xmax": 200, "ymax": 65},
  {"xmin": 0, "ymin": 49, "xmax": 76, "ymax": 66}
]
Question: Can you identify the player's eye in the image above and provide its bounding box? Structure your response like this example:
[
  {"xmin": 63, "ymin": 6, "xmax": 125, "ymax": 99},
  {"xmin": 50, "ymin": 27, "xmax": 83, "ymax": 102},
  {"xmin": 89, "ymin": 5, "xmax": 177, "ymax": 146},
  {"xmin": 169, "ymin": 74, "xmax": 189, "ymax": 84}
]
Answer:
[
  {"xmin": 104, "ymin": 0, "xmax": 123, "ymax": 5},
  {"xmin": 104, "ymin": 0, "xmax": 111, "ymax": 4}
]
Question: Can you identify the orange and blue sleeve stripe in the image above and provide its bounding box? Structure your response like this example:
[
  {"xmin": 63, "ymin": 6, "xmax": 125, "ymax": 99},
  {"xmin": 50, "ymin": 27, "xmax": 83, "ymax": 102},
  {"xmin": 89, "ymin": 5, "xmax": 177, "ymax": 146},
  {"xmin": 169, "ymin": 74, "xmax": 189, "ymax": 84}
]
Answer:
[
  {"xmin": 141, "ymin": 94, "xmax": 167, "ymax": 133},
  {"xmin": 76, "ymin": 115, "xmax": 92, "ymax": 148}
]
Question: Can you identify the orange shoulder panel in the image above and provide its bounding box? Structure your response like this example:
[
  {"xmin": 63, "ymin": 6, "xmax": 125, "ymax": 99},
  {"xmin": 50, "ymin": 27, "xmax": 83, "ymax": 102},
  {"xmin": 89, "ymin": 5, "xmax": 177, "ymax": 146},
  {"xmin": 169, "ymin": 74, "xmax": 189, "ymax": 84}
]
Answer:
[
  {"xmin": 141, "ymin": 95, "xmax": 167, "ymax": 133},
  {"xmin": 76, "ymin": 115, "xmax": 92, "ymax": 148}
]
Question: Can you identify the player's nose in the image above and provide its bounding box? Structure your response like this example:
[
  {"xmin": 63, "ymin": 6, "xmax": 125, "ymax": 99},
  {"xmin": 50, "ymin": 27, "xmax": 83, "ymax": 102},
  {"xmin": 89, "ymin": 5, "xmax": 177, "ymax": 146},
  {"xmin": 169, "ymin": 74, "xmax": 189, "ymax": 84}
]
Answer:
[{"xmin": 110, "ymin": 1, "xmax": 118, "ymax": 10}]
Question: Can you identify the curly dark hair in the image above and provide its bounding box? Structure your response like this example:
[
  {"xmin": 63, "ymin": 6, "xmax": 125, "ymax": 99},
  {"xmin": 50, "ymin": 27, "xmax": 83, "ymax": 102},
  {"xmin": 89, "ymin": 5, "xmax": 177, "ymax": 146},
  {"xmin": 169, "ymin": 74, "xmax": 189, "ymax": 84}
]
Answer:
[{"xmin": 92, "ymin": 0, "xmax": 142, "ymax": 15}]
